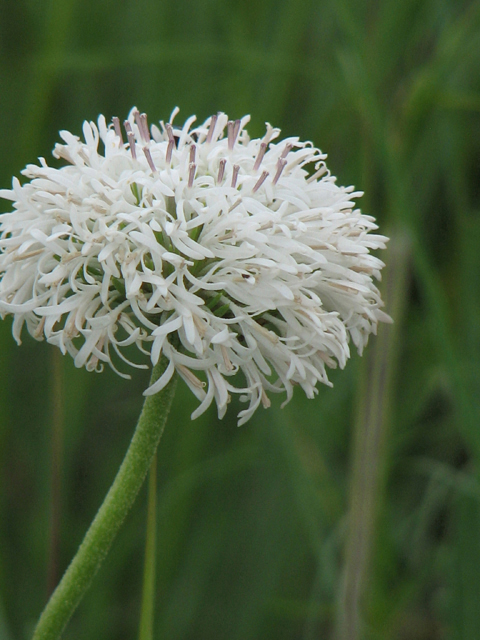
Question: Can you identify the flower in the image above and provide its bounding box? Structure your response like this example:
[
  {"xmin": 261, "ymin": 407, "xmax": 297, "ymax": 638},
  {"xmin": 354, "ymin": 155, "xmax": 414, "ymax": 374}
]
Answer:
[{"xmin": 0, "ymin": 107, "xmax": 390, "ymax": 424}]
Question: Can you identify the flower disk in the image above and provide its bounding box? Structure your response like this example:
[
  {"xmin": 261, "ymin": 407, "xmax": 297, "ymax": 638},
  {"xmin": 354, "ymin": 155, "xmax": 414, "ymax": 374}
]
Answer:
[{"xmin": 0, "ymin": 108, "xmax": 391, "ymax": 424}]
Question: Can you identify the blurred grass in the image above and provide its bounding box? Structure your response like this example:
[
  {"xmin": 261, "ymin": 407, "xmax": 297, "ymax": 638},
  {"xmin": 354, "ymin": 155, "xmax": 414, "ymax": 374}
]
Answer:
[{"xmin": 1, "ymin": 0, "xmax": 480, "ymax": 638}]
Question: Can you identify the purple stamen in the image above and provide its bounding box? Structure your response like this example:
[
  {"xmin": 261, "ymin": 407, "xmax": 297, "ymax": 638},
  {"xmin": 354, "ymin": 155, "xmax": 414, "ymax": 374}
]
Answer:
[
  {"xmin": 133, "ymin": 109, "xmax": 150, "ymax": 142},
  {"xmin": 280, "ymin": 143, "xmax": 293, "ymax": 159},
  {"xmin": 133, "ymin": 110, "xmax": 144, "ymax": 140},
  {"xmin": 188, "ymin": 163, "xmax": 196, "ymax": 188},
  {"xmin": 272, "ymin": 159, "xmax": 287, "ymax": 185},
  {"xmin": 165, "ymin": 123, "xmax": 175, "ymax": 142},
  {"xmin": 227, "ymin": 119, "xmax": 242, "ymax": 150},
  {"xmin": 127, "ymin": 132, "xmax": 137, "ymax": 160},
  {"xmin": 143, "ymin": 147, "xmax": 156, "ymax": 173},
  {"xmin": 217, "ymin": 159, "xmax": 226, "ymax": 183},
  {"xmin": 165, "ymin": 140, "xmax": 175, "ymax": 164},
  {"xmin": 189, "ymin": 143, "xmax": 196, "ymax": 164},
  {"xmin": 124, "ymin": 120, "xmax": 133, "ymax": 135},
  {"xmin": 252, "ymin": 170, "xmax": 269, "ymax": 193},
  {"xmin": 140, "ymin": 113, "xmax": 150, "ymax": 142},
  {"xmin": 112, "ymin": 117, "xmax": 123, "ymax": 142},
  {"xmin": 253, "ymin": 143, "xmax": 267, "ymax": 171},
  {"xmin": 231, "ymin": 165, "xmax": 240, "ymax": 188},
  {"xmin": 227, "ymin": 121, "xmax": 235, "ymax": 150},
  {"xmin": 206, "ymin": 114, "xmax": 218, "ymax": 144},
  {"xmin": 166, "ymin": 139, "xmax": 174, "ymax": 164}
]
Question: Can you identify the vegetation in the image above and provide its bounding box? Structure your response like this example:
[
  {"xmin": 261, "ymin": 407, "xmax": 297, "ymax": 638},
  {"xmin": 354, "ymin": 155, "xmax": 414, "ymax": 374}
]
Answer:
[{"xmin": 1, "ymin": 0, "xmax": 479, "ymax": 637}]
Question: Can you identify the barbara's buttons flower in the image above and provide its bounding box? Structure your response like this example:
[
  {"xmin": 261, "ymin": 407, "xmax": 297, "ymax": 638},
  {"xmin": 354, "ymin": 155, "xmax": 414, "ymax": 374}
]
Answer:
[{"xmin": 0, "ymin": 108, "xmax": 391, "ymax": 424}]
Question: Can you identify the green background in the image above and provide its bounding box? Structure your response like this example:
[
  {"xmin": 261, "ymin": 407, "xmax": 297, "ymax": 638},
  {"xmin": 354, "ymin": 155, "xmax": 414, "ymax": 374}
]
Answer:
[{"xmin": 1, "ymin": 0, "xmax": 480, "ymax": 638}]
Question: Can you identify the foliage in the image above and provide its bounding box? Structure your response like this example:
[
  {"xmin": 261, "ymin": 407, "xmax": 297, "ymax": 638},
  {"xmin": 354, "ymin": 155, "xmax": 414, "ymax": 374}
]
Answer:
[{"xmin": 1, "ymin": 0, "xmax": 479, "ymax": 638}]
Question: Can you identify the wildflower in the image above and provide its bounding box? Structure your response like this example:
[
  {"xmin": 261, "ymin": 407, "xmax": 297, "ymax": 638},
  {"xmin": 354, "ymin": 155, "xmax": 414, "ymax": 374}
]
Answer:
[{"xmin": 0, "ymin": 108, "xmax": 390, "ymax": 424}]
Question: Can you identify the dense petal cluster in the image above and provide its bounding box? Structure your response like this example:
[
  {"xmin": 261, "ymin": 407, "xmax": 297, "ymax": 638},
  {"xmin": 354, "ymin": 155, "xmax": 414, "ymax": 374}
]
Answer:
[{"xmin": 0, "ymin": 108, "xmax": 390, "ymax": 424}]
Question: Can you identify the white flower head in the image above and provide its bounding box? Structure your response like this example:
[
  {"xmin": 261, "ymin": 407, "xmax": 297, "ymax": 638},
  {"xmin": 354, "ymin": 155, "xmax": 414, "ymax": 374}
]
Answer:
[{"xmin": 0, "ymin": 108, "xmax": 391, "ymax": 424}]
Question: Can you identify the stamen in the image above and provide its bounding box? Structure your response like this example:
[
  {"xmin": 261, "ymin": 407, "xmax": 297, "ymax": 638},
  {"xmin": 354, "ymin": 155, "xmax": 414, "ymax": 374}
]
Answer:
[
  {"xmin": 166, "ymin": 139, "xmax": 174, "ymax": 164},
  {"xmin": 280, "ymin": 143, "xmax": 293, "ymax": 159},
  {"xmin": 228, "ymin": 198, "xmax": 242, "ymax": 212},
  {"xmin": 78, "ymin": 149, "xmax": 90, "ymax": 164},
  {"xmin": 189, "ymin": 143, "xmax": 196, "ymax": 164},
  {"xmin": 286, "ymin": 149, "xmax": 316, "ymax": 171},
  {"xmin": 143, "ymin": 146, "xmax": 156, "ymax": 173},
  {"xmin": 33, "ymin": 316, "xmax": 46, "ymax": 339},
  {"xmin": 165, "ymin": 123, "xmax": 175, "ymax": 142},
  {"xmin": 64, "ymin": 316, "xmax": 79, "ymax": 340},
  {"xmin": 262, "ymin": 123, "xmax": 276, "ymax": 147},
  {"xmin": 256, "ymin": 323, "xmax": 279, "ymax": 343},
  {"xmin": 217, "ymin": 158, "xmax": 226, "ymax": 183},
  {"xmin": 123, "ymin": 120, "xmax": 133, "ymax": 135},
  {"xmin": 272, "ymin": 159, "xmax": 287, "ymax": 185},
  {"xmin": 227, "ymin": 119, "xmax": 242, "ymax": 150},
  {"xmin": 112, "ymin": 117, "xmax": 123, "ymax": 142},
  {"xmin": 188, "ymin": 162, "xmax": 196, "ymax": 187},
  {"xmin": 140, "ymin": 113, "xmax": 150, "ymax": 142},
  {"xmin": 252, "ymin": 170, "xmax": 269, "ymax": 193},
  {"xmin": 193, "ymin": 315, "xmax": 207, "ymax": 336},
  {"xmin": 227, "ymin": 121, "xmax": 234, "ymax": 150},
  {"xmin": 261, "ymin": 389, "xmax": 271, "ymax": 408},
  {"xmin": 205, "ymin": 114, "xmax": 218, "ymax": 144},
  {"xmin": 133, "ymin": 110, "xmax": 144, "ymax": 140},
  {"xmin": 253, "ymin": 142, "xmax": 267, "ymax": 171},
  {"xmin": 221, "ymin": 345, "xmax": 234, "ymax": 371},
  {"xmin": 127, "ymin": 132, "xmax": 137, "ymax": 159},
  {"xmin": 177, "ymin": 364, "xmax": 206, "ymax": 388},
  {"xmin": 12, "ymin": 248, "xmax": 44, "ymax": 262},
  {"xmin": 307, "ymin": 165, "xmax": 327, "ymax": 183},
  {"xmin": 231, "ymin": 164, "xmax": 240, "ymax": 188}
]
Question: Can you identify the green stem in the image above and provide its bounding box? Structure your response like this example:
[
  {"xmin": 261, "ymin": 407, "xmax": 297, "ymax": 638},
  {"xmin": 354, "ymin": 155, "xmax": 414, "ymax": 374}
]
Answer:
[
  {"xmin": 32, "ymin": 357, "xmax": 177, "ymax": 640},
  {"xmin": 138, "ymin": 453, "xmax": 158, "ymax": 640}
]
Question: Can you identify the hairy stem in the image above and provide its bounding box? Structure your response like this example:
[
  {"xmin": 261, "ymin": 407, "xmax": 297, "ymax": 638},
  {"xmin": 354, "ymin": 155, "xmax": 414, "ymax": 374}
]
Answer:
[{"xmin": 32, "ymin": 358, "xmax": 177, "ymax": 640}]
